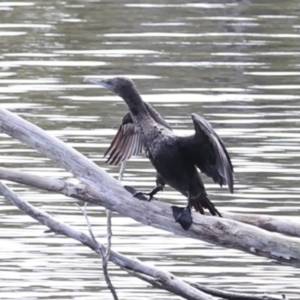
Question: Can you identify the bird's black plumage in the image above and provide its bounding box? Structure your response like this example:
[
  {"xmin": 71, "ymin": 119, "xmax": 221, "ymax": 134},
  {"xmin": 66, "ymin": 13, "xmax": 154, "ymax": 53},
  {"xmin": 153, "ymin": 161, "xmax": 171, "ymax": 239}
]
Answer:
[{"xmin": 84, "ymin": 77, "xmax": 234, "ymax": 230}]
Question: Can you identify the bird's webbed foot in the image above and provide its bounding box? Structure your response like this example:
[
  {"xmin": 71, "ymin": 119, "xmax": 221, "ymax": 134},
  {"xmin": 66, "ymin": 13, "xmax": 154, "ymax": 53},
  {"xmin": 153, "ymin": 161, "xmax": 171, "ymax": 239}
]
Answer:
[
  {"xmin": 123, "ymin": 185, "xmax": 149, "ymax": 201},
  {"xmin": 171, "ymin": 205, "xmax": 193, "ymax": 230},
  {"xmin": 133, "ymin": 185, "xmax": 163, "ymax": 201}
]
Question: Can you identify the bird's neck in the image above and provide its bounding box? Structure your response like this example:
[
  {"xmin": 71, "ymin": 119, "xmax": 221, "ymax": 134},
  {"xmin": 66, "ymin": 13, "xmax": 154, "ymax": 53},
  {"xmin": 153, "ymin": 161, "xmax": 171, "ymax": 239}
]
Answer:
[{"xmin": 123, "ymin": 89, "xmax": 149, "ymax": 120}]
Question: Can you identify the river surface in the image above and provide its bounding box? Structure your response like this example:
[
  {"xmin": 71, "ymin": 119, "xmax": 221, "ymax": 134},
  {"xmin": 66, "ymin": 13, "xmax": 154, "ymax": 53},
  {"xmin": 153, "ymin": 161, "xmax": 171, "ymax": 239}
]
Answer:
[{"xmin": 0, "ymin": 0, "xmax": 300, "ymax": 299}]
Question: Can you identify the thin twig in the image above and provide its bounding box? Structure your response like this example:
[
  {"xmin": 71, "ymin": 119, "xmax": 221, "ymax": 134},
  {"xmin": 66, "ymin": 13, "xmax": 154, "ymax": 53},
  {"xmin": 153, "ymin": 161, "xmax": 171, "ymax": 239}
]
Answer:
[
  {"xmin": 76, "ymin": 203, "xmax": 119, "ymax": 300},
  {"xmin": 104, "ymin": 162, "xmax": 126, "ymax": 262},
  {"xmin": 104, "ymin": 161, "xmax": 126, "ymax": 260},
  {"xmin": 105, "ymin": 209, "xmax": 112, "ymax": 262}
]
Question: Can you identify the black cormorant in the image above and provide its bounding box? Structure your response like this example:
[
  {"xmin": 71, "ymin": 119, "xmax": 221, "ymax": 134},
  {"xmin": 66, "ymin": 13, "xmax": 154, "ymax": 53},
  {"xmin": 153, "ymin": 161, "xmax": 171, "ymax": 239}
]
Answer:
[{"xmin": 85, "ymin": 77, "xmax": 234, "ymax": 230}]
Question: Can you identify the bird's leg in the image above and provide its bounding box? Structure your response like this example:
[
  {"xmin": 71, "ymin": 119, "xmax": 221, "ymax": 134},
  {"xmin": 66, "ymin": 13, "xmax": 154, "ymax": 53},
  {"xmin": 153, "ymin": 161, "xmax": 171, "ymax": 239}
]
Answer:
[
  {"xmin": 171, "ymin": 192, "xmax": 193, "ymax": 230},
  {"xmin": 123, "ymin": 185, "xmax": 149, "ymax": 201},
  {"xmin": 118, "ymin": 161, "xmax": 127, "ymax": 182},
  {"xmin": 133, "ymin": 185, "xmax": 163, "ymax": 201},
  {"xmin": 123, "ymin": 185, "xmax": 163, "ymax": 201},
  {"xmin": 132, "ymin": 173, "xmax": 165, "ymax": 201}
]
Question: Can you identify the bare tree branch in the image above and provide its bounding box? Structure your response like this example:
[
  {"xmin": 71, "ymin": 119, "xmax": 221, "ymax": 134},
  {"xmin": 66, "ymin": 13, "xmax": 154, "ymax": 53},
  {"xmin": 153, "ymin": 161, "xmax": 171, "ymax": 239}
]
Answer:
[
  {"xmin": 0, "ymin": 167, "xmax": 75, "ymax": 194},
  {"xmin": 0, "ymin": 180, "xmax": 285, "ymax": 300},
  {"xmin": 0, "ymin": 180, "xmax": 214, "ymax": 300},
  {"xmin": 1, "ymin": 167, "xmax": 299, "ymax": 240},
  {"xmin": 124, "ymin": 268, "xmax": 205, "ymax": 300},
  {"xmin": 125, "ymin": 268, "xmax": 286, "ymax": 300},
  {"xmin": 189, "ymin": 282, "xmax": 285, "ymax": 300},
  {"xmin": 0, "ymin": 108, "xmax": 300, "ymax": 268}
]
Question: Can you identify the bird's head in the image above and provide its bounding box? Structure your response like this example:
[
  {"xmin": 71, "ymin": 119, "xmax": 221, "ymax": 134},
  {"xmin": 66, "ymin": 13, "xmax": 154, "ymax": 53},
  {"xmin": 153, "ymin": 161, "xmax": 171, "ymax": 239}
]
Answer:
[{"xmin": 84, "ymin": 76, "xmax": 135, "ymax": 98}]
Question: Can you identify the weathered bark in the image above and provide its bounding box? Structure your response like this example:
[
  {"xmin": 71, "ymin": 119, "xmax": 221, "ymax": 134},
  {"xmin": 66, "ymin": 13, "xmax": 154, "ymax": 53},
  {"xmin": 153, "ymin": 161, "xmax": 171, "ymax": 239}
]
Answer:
[
  {"xmin": 221, "ymin": 212, "xmax": 300, "ymax": 238},
  {"xmin": 0, "ymin": 181, "xmax": 283, "ymax": 300},
  {"xmin": 0, "ymin": 108, "xmax": 300, "ymax": 269}
]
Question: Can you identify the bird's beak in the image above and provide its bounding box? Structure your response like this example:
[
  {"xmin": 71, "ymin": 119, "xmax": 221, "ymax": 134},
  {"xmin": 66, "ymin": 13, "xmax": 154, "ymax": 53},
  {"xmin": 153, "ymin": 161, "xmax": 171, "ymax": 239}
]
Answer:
[{"xmin": 84, "ymin": 77, "xmax": 110, "ymax": 90}]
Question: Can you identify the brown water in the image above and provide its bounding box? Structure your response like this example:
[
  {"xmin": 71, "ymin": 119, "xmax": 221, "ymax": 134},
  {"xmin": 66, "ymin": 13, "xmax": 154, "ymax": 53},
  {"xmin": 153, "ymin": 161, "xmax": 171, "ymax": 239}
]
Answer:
[{"xmin": 0, "ymin": 0, "xmax": 300, "ymax": 299}]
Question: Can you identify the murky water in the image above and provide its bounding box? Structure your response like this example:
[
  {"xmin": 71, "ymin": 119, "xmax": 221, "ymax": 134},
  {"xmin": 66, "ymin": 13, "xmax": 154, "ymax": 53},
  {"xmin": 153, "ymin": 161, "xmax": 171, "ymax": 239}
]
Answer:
[{"xmin": 0, "ymin": 0, "xmax": 300, "ymax": 299}]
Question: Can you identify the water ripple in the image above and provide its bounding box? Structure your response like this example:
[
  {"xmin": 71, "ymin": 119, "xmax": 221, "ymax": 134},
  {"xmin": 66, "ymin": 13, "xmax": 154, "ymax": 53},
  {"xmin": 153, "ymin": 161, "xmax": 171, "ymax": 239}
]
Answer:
[{"xmin": 0, "ymin": 0, "xmax": 299, "ymax": 299}]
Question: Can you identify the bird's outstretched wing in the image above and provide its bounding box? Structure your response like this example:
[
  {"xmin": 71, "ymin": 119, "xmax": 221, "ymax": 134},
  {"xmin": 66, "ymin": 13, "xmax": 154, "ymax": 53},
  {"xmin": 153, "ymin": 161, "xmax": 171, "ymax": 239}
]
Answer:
[
  {"xmin": 187, "ymin": 113, "xmax": 234, "ymax": 193},
  {"xmin": 104, "ymin": 112, "xmax": 143, "ymax": 165},
  {"xmin": 105, "ymin": 102, "xmax": 171, "ymax": 165}
]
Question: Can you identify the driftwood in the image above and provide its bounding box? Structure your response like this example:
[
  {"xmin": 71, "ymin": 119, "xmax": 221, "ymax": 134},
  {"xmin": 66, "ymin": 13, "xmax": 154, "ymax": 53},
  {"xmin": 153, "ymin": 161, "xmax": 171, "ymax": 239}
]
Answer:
[
  {"xmin": 0, "ymin": 109, "xmax": 300, "ymax": 265},
  {"xmin": 0, "ymin": 180, "xmax": 284, "ymax": 300},
  {"xmin": 0, "ymin": 107, "xmax": 296, "ymax": 299}
]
